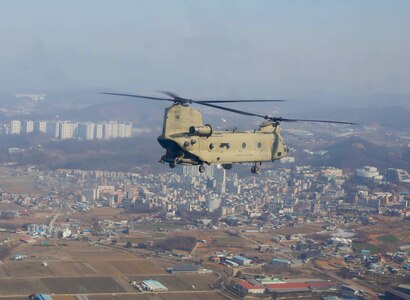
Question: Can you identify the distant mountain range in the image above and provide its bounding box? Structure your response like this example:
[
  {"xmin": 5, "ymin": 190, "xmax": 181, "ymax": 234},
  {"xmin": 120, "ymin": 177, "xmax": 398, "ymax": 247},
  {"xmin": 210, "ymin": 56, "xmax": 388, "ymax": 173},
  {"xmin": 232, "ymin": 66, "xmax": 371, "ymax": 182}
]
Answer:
[
  {"xmin": 1, "ymin": 89, "xmax": 410, "ymax": 132},
  {"xmin": 303, "ymin": 105, "xmax": 410, "ymax": 130},
  {"xmin": 302, "ymin": 136, "xmax": 410, "ymax": 171}
]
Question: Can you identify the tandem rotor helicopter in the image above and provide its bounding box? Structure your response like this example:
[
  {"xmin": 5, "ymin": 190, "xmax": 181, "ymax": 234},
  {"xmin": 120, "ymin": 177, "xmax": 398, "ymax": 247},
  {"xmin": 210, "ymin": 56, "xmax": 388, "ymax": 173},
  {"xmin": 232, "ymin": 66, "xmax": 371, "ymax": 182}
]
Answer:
[{"xmin": 102, "ymin": 91, "xmax": 356, "ymax": 174}]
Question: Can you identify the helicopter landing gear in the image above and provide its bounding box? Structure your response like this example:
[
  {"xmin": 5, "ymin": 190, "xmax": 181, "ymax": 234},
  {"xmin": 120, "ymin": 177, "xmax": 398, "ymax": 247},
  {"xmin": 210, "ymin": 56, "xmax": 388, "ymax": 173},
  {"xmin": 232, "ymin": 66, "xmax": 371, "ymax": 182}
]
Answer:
[
  {"xmin": 199, "ymin": 164, "xmax": 205, "ymax": 173},
  {"xmin": 169, "ymin": 162, "xmax": 176, "ymax": 169},
  {"xmin": 251, "ymin": 163, "xmax": 260, "ymax": 174}
]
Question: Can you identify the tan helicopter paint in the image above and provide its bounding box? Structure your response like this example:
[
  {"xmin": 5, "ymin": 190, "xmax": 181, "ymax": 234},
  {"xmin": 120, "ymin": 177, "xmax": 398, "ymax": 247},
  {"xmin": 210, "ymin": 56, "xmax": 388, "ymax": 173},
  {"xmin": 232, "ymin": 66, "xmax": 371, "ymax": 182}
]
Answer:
[{"xmin": 160, "ymin": 104, "xmax": 288, "ymax": 165}]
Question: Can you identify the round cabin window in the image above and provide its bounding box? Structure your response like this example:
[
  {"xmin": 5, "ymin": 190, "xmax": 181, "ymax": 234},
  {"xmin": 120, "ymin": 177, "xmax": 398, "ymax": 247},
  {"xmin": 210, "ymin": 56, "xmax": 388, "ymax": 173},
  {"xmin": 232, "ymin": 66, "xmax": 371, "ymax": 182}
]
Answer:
[
  {"xmin": 242, "ymin": 142, "xmax": 246, "ymax": 149},
  {"xmin": 257, "ymin": 142, "xmax": 262, "ymax": 148},
  {"xmin": 209, "ymin": 143, "xmax": 214, "ymax": 150}
]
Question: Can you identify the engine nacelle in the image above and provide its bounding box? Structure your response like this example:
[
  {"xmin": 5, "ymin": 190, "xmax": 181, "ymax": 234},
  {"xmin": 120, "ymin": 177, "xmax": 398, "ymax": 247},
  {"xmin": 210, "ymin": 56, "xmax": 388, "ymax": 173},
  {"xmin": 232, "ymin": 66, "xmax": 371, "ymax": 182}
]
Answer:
[{"xmin": 189, "ymin": 124, "xmax": 212, "ymax": 137}]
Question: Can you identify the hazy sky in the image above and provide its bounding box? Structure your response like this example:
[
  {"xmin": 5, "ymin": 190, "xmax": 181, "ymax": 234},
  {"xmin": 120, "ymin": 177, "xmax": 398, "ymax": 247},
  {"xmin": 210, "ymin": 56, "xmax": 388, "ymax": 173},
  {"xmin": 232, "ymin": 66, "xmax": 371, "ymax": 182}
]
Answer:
[{"xmin": 1, "ymin": 0, "xmax": 409, "ymax": 98}]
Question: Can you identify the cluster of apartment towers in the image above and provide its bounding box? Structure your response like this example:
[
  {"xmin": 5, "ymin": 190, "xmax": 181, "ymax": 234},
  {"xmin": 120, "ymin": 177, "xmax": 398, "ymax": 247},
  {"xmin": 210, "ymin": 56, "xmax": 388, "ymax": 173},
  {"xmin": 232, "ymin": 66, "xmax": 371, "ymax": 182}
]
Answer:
[{"xmin": 8, "ymin": 120, "xmax": 133, "ymax": 140}]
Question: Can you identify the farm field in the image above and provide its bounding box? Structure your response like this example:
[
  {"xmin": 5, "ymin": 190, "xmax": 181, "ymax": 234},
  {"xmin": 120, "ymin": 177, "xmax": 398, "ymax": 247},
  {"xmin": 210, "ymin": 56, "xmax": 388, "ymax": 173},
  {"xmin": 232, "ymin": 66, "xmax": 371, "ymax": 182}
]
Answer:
[
  {"xmin": 87, "ymin": 259, "xmax": 168, "ymax": 275},
  {"xmin": 0, "ymin": 238, "xmax": 223, "ymax": 299}
]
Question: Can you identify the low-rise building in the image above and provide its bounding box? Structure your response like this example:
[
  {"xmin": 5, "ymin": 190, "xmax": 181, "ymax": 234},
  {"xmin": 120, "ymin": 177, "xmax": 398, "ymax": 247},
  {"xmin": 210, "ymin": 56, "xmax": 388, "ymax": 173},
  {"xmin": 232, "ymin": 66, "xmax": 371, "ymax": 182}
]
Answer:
[
  {"xmin": 232, "ymin": 255, "xmax": 251, "ymax": 266},
  {"xmin": 141, "ymin": 279, "xmax": 168, "ymax": 292},
  {"xmin": 238, "ymin": 280, "xmax": 265, "ymax": 294},
  {"xmin": 271, "ymin": 258, "xmax": 291, "ymax": 270}
]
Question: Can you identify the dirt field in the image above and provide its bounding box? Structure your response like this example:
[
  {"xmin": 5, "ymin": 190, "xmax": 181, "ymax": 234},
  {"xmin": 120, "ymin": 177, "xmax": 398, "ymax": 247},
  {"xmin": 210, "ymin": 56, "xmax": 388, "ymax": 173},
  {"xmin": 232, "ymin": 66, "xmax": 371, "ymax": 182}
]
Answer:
[
  {"xmin": 0, "ymin": 276, "xmax": 126, "ymax": 296},
  {"xmin": 0, "ymin": 234, "xmax": 224, "ymax": 298},
  {"xmin": 0, "ymin": 257, "xmax": 173, "ymax": 279},
  {"xmin": 273, "ymin": 223, "xmax": 325, "ymax": 235},
  {"xmin": 47, "ymin": 261, "xmax": 98, "ymax": 276},
  {"xmin": 353, "ymin": 215, "xmax": 410, "ymax": 252},
  {"xmin": 0, "ymin": 278, "xmax": 50, "ymax": 295},
  {"xmin": 41, "ymin": 276, "xmax": 126, "ymax": 294},
  {"xmin": 88, "ymin": 259, "xmax": 167, "ymax": 275},
  {"xmin": 1, "ymin": 261, "xmax": 55, "ymax": 277},
  {"xmin": 313, "ymin": 257, "xmax": 346, "ymax": 271},
  {"xmin": 0, "ymin": 167, "xmax": 42, "ymax": 195}
]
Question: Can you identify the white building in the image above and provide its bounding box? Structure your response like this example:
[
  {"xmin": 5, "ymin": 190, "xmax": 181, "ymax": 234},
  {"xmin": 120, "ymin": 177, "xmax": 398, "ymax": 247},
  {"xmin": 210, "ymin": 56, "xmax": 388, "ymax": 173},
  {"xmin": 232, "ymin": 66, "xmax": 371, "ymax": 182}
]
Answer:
[
  {"xmin": 23, "ymin": 120, "xmax": 34, "ymax": 133},
  {"xmin": 10, "ymin": 120, "xmax": 21, "ymax": 134},
  {"xmin": 110, "ymin": 122, "xmax": 119, "ymax": 138},
  {"xmin": 103, "ymin": 122, "xmax": 112, "ymax": 139},
  {"xmin": 59, "ymin": 122, "xmax": 76, "ymax": 140},
  {"xmin": 181, "ymin": 164, "xmax": 214, "ymax": 178},
  {"xmin": 141, "ymin": 280, "xmax": 168, "ymax": 292},
  {"xmin": 356, "ymin": 166, "xmax": 384, "ymax": 185},
  {"xmin": 124, "ymin": 122, "xmax": 133, "ymax": 137},
  {"xmin": 95, "ymin": 123, "xmax": 104, "ymax": 139},
  {"xmin": 207, "ymin": 195, "xmax": 221, "ymax": 212},
  {"xmin": 78, "ymin": 122, "xmax": 95, "ymax": 140},
  {"xmin": 82, "ymin": 189, "xmax": 97, "ymax": 202},
  {"xmin": 118, "ymin": 123, "xmax": 126, "ymax": 138},
  {"xmin": 35, "ymin": 121, "xmax": 47, "ymax": 134}
]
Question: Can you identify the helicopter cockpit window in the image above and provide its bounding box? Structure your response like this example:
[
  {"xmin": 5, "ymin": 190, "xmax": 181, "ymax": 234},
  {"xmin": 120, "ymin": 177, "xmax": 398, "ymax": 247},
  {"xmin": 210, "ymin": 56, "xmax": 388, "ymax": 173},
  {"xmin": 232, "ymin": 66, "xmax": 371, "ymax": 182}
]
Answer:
[{"xmin": 242, "ymin": 142, "xmax": 246, "ymax": 149}]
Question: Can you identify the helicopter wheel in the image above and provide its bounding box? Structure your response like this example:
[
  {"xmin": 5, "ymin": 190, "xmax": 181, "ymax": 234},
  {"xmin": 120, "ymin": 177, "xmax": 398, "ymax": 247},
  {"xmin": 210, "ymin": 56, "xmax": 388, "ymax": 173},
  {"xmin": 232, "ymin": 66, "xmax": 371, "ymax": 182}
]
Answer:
[
  {"xmin": 199, "ymin": 164, "xmax": 205, "ymax": 173},
  {"xmin": 222, "ymin": 164, "xmax": 232, "ymax": 170},
  {"xmin": 169, "ymin": 162, "xmax": 176, "ymax": 169},
  {"xmin": 251, "ymin": 165, "xmax": 260, "ymax": 174}
]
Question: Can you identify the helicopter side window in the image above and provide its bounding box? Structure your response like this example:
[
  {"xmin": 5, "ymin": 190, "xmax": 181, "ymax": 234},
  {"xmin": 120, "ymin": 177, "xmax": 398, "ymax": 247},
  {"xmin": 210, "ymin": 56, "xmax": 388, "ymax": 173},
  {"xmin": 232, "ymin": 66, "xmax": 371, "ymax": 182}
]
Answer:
[
  {"xmin": 209, "ymin": 143, "xmax": 214, "ymax": 150},
  {"xmin": 242, "ymin": 142, "xmax": 246, "ymax": 149},
  {"xmin": 257, "ymin": 142, "xmax": 262, "ymax": 148}
]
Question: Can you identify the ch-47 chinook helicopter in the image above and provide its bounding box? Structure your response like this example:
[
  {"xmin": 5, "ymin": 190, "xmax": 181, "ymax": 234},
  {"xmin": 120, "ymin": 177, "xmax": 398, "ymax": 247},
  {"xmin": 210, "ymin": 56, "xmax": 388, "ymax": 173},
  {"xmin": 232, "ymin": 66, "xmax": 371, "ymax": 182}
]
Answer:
[{"xmin": 102, "ymin": 91, "xmax": 356, "ymax": 174}]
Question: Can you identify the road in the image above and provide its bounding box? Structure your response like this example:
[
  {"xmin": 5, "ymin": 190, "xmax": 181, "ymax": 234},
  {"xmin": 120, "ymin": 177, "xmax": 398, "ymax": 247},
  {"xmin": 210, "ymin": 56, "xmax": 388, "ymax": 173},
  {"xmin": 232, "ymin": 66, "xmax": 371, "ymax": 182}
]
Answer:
[{"xmin": 48, "ymin": 214, "xmax": 59, "ymax": 227}]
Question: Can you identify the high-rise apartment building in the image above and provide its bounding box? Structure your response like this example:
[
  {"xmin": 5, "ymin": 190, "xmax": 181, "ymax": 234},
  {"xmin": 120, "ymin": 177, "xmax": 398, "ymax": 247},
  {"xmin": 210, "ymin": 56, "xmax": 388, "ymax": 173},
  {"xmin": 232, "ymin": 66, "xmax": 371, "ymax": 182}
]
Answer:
[
  {"xmin": 10, "ymin": 120, "xmax": 21, "ymax": 134},
  {"xmin": 95, "ymin": 124, "xmax": 104, "ymax": 140},
  {"xmin": 59, "ymin": 122, "xmax": 76, "ymax": 140},
  {"xmin": 6, "ymin": 120, "xmax": 132, "ymax": 140},
  {"xmin": 103, "ymin": 122, "xmax": 111, "ymax": 139},
  {"xmin": 35, "ymin": 121, "xmax": 47, "ymax": 134},
  {"xmin": 23, "ymin": 120, "xmax": 34, "ymax": 133},
  {"xmin": 124, "ymin": 122, "xmax": 133, "ymax": 137},
  {"xmin": 78, "ymin": 122, "xmax": 95, "ymax": 140},
  {"xmin": 110, "ymin": 122, "xmax": 119, "ymax": 138}
]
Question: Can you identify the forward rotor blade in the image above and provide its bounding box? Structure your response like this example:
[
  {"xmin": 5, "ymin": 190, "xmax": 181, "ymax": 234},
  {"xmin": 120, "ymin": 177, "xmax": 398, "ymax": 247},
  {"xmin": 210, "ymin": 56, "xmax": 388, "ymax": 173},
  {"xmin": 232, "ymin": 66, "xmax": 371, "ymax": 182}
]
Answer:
[
  {"xmin": 198, "ymin": 99, "xmax": 285, "ymax": 103},
  {"xmin": 196, "ymin": 101, "xmax": 268, "ymax": 118},
  {"xmin": 101, "ymin": 91, "xmax": 356, "ymax": 125},
  {"xmin": 272, "ymin": 117, "xmax": 357, "ymax": 125},
  {"xmin": 158, "ymin": 90, "xmax": 183, "ymax": 99},
  {"xmin": 101, "ymin": 92, "xmax": 173, "ymax": 102}
]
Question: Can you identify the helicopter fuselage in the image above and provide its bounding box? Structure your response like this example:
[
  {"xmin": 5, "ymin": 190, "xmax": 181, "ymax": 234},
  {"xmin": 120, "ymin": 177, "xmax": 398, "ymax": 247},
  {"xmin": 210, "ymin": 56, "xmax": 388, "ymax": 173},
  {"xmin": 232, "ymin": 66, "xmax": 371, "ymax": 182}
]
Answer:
[
  {"xmin": 102, "ymin": 90, "xmax": 355, "ymax": 173},
  {"xmin": 157, "ymin": 104, "xmax": 289, "ymax": 171}
]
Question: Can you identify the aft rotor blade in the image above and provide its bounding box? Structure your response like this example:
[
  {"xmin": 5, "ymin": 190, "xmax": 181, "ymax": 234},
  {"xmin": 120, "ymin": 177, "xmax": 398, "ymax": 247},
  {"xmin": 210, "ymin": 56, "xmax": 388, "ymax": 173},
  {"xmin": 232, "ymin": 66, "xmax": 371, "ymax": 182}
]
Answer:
[
  {"xmin": 196, "ymin": 101, "xmax": 268, "ymax": 118},
  {"xmin": 198, "ymin": 99, "xmax": 285, "ymax": 103},
  {"xmin": 272, "ymin": 117, "xmax": 357, "ymax": 125},
  {"xmin": 101, "ymin": 92, "xmax": 173, "ymax": 102}
]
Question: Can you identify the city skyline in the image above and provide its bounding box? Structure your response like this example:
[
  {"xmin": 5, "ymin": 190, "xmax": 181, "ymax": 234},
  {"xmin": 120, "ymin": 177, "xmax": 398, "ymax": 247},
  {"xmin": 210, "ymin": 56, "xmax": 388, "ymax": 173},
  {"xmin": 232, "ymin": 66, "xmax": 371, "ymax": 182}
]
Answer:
[{"xmin": 7, "ymin": 119, "xmax": 133, "ymax": 140}]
